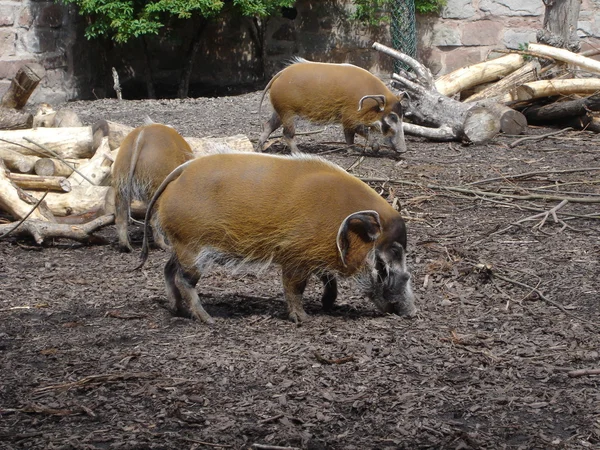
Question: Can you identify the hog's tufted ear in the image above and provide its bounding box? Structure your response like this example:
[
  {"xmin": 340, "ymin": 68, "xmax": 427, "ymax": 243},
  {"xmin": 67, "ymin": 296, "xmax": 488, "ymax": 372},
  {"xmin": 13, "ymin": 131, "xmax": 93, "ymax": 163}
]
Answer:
[{"xmin": 336, "ymin": 210, "xmax": 381, "ymax": 267}]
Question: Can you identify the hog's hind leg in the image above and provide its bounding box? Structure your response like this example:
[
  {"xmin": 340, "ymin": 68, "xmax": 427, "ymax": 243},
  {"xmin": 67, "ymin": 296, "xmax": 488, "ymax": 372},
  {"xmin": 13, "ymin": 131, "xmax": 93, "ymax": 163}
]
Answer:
[
  {"xmin": 114, "ymin": 188, "xmax": 133, "ymax": 252},
  {"xmin": 257, "ymin": 112, "xmax": 282, "ymax": 152},
  {"xmin": 320, "ymin": 273, "xmax": 338, "ymax": 312}
]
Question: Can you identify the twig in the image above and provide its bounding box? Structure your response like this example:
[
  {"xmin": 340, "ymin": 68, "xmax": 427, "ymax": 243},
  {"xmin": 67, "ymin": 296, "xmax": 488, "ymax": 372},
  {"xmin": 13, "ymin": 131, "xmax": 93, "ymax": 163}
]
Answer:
[
  {"xmin": 0, "ymin": 191, "xmax": 48, "ymax": 240},
  {"xmin": 33, "ymin": 371, "xmax": 159, "ymax": 393},
  {"xmin": 257, "ymin": 413, "xmax": 284, "ymax": 424},
  {"xmin": 466, "ymin": 167, "xmax": 600, "ymax": 186},
  {"xmin": 251, "ymin": 445, "xmax": 300, "ymax": 450},
  {"xmin": 359, "ymin": 177, "xmax": 600, "ymax": 204},
  {"xmin": 509, "ymin": 127, "xmax": 573, "ymax": 148},
  {"xmin": 567, "ymin": 368, "xmax": 600, "ymax": 377},
  {"xmin": 181, "ymin": 437, "xmax": 232, "ymax": 448},
  {"xmin": 314, "ymin": 352, "xmax": 355, "ymax": 365},
  {"xmin": 515, "ymin": 199, "xmax": 569, "ymax": 231},
  {"xmin": 489, "ymin": 270, "xmax": 599, "ymax": 328},
  {"xmin": 22, "ymin": 137, "xmax": 96, "ymax": 186}
]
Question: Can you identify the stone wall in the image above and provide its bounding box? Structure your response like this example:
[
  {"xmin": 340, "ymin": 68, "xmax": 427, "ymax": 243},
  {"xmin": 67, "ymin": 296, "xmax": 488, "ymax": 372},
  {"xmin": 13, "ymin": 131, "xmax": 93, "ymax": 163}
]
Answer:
[
  {"xmin": 1, "ymin": 0, "xmax": 600, "ymax": 102},
  {"xmin": 417, "ymin": 0, "xmax": 600, "ymax": 76},
  {"xmin": 0, "ymin": 0, "xmax": 80, "ymax": 104}
]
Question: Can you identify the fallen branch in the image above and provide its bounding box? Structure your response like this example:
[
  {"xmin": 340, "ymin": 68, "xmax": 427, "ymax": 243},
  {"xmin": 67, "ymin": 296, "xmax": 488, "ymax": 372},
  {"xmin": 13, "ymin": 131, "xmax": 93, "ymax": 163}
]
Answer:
[
  {"xmin": 484, "ymin": 267, "xmax": 600, "ymax": 328},
  {"xmin": 466, "ymin": 167, "xmax": 600, "ymax": 186},
  {"xmin": 514, "ymin": 199, "xmax": 570, "ymax": 231},
  {"xmin": 567, "ymin": 368, "xmax": 600, "ymax": 378},
  {"xmin": 33, "ymin": 371, "xmax": 159, "ymax": 393},
  {"xmin": 251, "ymin": 445, "xmax": 300, "ymax": 450},
  {"xmin": 0, "ymin": 214, "xmax": 114, "ymax": 245},
  {"xmin": 314, "ymin": 352, "xmax": 355, "ymax": 365},
  {"xmin": 509, "ymin": 127, "xmax": 574, "ymax": 148},
  {"xmin": 0, "ymin": 191, "xmax": 48, "ymax": 241}
]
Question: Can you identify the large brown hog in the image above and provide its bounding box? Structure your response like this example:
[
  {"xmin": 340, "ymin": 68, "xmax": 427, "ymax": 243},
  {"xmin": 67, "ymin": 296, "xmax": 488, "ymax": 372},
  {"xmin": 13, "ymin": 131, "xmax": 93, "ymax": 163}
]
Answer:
[
  {"xmin": 112, "ymin": 123, "xmax": 194, "ymax": 252},
  {"xmin": 138, "ymin": 152, "xmax": 416, "ymax": 324},
  {"xmin": 257, "ymin": 59, "xmax": 406, "ymax": 154}
]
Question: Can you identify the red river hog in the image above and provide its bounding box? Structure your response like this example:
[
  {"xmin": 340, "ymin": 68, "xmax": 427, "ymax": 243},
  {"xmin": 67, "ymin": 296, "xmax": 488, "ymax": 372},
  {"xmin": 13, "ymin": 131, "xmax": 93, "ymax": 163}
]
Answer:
[
  {"xmin": 257, "ymin": 58, "xmax": 406, "ymax": 155},
  {"xmin": 112, "ymin": 123, "xmax": 194, "ymax": 252},
  {"xmin": 138, "ymin": 152, "xmax": 416, "ymax": 324}
]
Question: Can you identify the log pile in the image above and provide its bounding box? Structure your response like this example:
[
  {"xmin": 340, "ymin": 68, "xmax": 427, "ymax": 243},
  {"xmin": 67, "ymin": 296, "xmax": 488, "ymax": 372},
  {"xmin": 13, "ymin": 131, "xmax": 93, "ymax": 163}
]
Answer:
[
  {"xmin": 0, "ymin": 116, "xmax": 254, "ymax": 244},
  {"xmin": 373, "ymin": 41, "xmax": 600, "ymax": 143}
]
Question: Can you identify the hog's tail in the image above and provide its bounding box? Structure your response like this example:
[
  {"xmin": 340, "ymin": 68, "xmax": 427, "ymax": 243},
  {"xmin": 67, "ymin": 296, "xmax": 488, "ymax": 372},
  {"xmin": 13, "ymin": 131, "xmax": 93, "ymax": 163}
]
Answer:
[{"xmin": 134, "ymin": 160, "xmax": 194, "ymax": 271}]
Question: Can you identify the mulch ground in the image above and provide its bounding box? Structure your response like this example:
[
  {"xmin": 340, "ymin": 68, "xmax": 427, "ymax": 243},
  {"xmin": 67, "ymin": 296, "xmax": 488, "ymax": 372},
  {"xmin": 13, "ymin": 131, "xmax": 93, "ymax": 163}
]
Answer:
[{"xmin": 1, "ymin": 93, "xmax": 599, "ymax": 449}]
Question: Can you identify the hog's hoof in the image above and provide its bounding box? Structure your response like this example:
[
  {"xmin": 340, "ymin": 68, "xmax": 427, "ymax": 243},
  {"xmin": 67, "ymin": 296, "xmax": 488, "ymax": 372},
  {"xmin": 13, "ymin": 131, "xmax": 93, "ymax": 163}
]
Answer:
[
  {"xmin": 118, "ymin": 243, "xmax": 134, "ymax": 253},
  {"xmin": 289, "ymin": 309, "xmax": 309, "ymax": 324}
]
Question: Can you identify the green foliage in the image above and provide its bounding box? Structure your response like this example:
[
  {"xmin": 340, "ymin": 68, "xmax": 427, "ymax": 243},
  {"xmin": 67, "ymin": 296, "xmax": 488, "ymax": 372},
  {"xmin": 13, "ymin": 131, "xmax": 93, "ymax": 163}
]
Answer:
[
  {"xmin": 415, "ymin": 0, "xmax": 446, "ymax": 15},
  {"xmin": 61, "ymin": 0, "xmax": 295, "ymax": 43},
  {"xmin": 351, "ymin": 0, "xmax": 446, "ymax": 25}
]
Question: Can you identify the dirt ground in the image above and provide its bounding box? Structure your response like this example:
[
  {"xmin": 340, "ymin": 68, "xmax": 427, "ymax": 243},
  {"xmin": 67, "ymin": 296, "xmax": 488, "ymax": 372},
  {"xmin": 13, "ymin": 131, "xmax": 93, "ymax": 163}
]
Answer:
[{"xmin": 1, "ymin": 91, "xmax": 599, "ymax": 450}]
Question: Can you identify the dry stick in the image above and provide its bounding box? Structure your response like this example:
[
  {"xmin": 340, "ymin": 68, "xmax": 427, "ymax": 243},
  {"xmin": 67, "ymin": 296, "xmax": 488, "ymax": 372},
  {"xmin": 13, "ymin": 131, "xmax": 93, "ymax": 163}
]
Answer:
[
  {"xmin": 359, "ymin": 177, "xmax": 600, "ymax": 204},
  {"xmin": 0, "ymin": 191, "xmax": 48, "ymax": 240},
  {"xmin": 181, "ymin": 437, "xmax": 232, "ymax": 448},
  {"xmin": 33, "ymin": 372, "xmax": 159, "ymax": 393},
  {"xmin": 567, "ymin": 368, "xmax": 600, "ymax": 377},
  {"xmin": 251, "ymin": 445, "xmax": 300, "ymax": 450},
  {"xmin": 509, "ymin": 127, "xmax": 574, "ymax": 148},
  {"xmin": 516, "ymin": 199, "xmax": 569, "ymax": 230},
  {"xmin": 22, "ymin": 137, "xmax": 96, "ymax": 186},
  {"xmin": 466, "ymin": 167, "xmax": 600, "ymax": 186},
  {"xmin": 491, "ymin": 270, "xmax": 600, "ymax": 328}
]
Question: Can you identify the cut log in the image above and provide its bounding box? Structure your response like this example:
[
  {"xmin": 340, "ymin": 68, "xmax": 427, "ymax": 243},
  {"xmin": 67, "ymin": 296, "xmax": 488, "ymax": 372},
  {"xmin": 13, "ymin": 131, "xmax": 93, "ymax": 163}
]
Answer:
[
  {"xmin": 1, "ymin": 63, "xmax": 46, "ymax": 110},
  {"xmin": 481, "ymin": 102, "xmax": 528, "ymax": 135},
  {"xmin": 528, "ymin": 43, "xmax": 600, "ymax": 74},
  {"xmin": 0, "ymin": 126, "xmax": 94, "ymax": 159},
  {"xmin": 464, "ymin": 60, "xmax": 541, "ymax": 102},
  {"xmin": 186, "ymin": 134, "xmax": 255, "ymax": 156},
  {"xmin": 435, "ymin": 54, "xmax": 526, "ymax": 97},
  {"xmin": 0, "ymin": 160, "xmax": 55, "ymax": 222},
  {"xmin": 28, "ymin": 185, "xmax": 115, "ymax": 217},
  {"xmin": 92, "ymin": 120, "xmax": 134, "ymax": 150},
  {"xmin": 0, "ymin": 214, "xmax": 114, "ymax": 245},
  {"xmin": 67, "ymin": 137, "xmax": 113, "ymax": 187},
  {"xmin": 0, "ymin": 148, "xmax": 38, "ymax": 173},
  {"xmin": 501, "ymin": 79, "xmax": 600, "ymax": 103},
  {"xmin": 522, "ymin": 93, "xmax": 600, "ymax": 124},
  {"xmin": 0, "ymin": 106, "xmax": 33, "ymax": 130},
  {"xmin": 34, "ymin": 157, "xmax": 87, "ymax": 177},
  {"xmin": 462, "ymin": 106, "xmax": 501, "ymax": 143},
  {"xmin": 9, "ymin": 173, "xmax": 71, "ymax": 192}
]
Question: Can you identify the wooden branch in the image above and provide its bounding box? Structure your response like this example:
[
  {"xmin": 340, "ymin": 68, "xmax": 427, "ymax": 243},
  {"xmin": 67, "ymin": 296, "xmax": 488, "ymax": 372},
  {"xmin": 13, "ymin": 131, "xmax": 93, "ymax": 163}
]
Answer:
[
  {"xmin": 466, "ymin": 166, "xmax": 600, "ymax": 186},
  {"xmin": 0, "ymin": 107, "xmax": 33, "ymax": 130},
  {"xmin": 372, "ymin": 42, "xmax": 434, "ymax": 88},
  {"xmin": 528, "ymin": 43, "xmax": 600, "ymax": 73},
  {"xmin": 464, "ymin": 60, "xmax": 541, "ymax": 103},
  {"xmin": 67, "ymin": 137, "xmax": 112, "ymax": 187},
  {"xmin": 522, "ymin": 93, "xmax": 600, "ymax": 124},
  {"xmin": 0, "ymin": 191, "xmax": 48, "ymax": 240},
  {"xmin": 501, "ymin": 79, "xmax": 600, "ymax": 103},
  {"xmin": 28, "ymin": 185, "xmax": 115, "ymax": 217},
  {"xmin": 0, "ymin": 214, "xmax": 113, "ymax": 245},
  {"xmin": 8, "ymin": 173, "xmax": 71, "ymax": 192},
  {"xmin": 435, "ymin": 54, "xmax": 526, "ymax": 97},
  {"xmin": 0, "ymin": 127, "xmax": 94, "ymax": 159},
  {"xmin": 567, "ymin": 368, "xmax": 600, "ymax": 378},
  {"xmin": 0, "ymin": 160, "xmax": 55, "ymax": 222},
  {"xmin": 1, "ymin": 63, "xmax": 46, "ymax": 109},
  {"xmin": 509, "ymin": 127, "xmax": 573, "ymax": 148},
  {"xmin": 402, "ymin": 123, "xmax": 455, "ymax": 140},
  {"xmin": 0, "ymin": 148, "xmax": 38, "ymax": 173}
]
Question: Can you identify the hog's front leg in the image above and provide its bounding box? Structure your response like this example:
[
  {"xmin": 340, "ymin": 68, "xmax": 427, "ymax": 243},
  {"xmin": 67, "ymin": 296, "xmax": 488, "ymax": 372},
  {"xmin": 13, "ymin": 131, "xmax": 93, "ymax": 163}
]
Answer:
[{"xmin": 281, "ymin": 267, "xmax": 310, "ymax": 323}]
